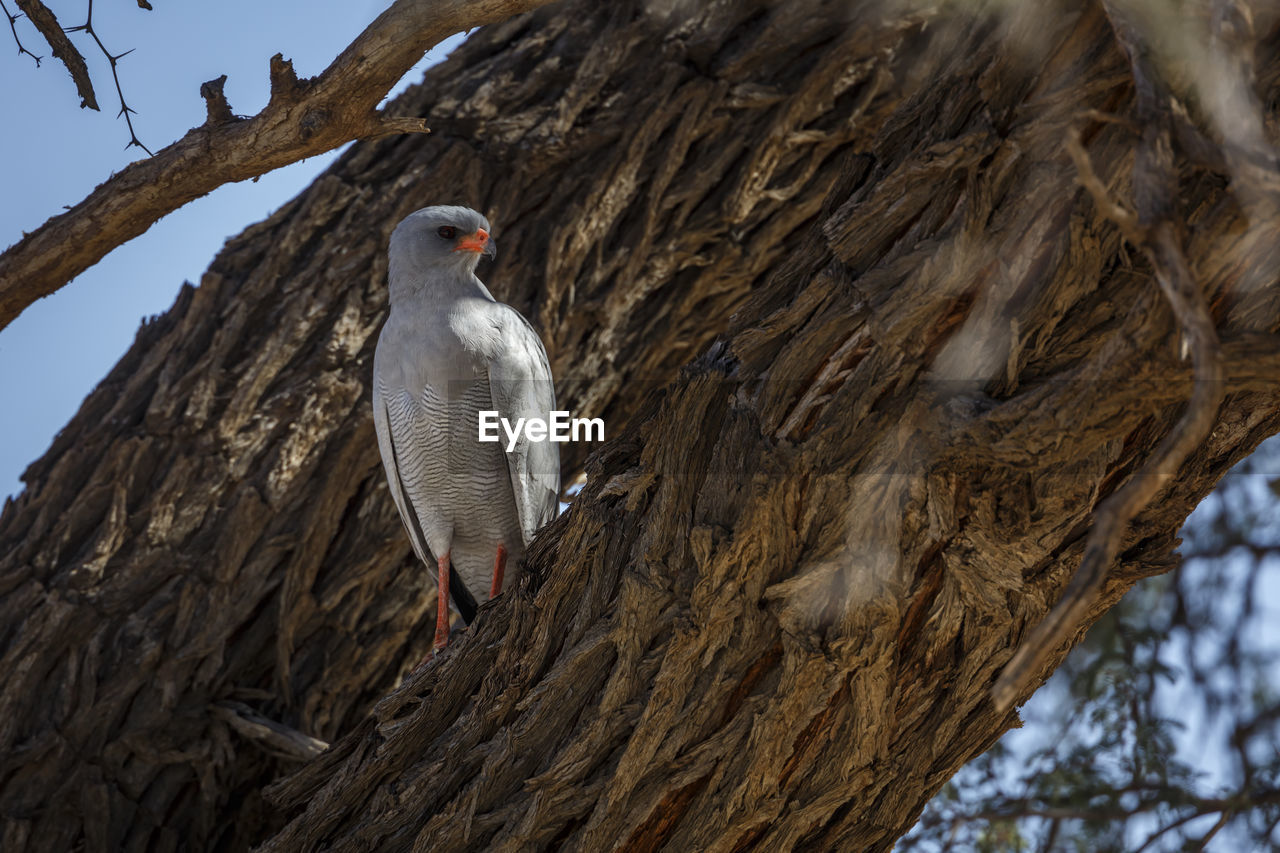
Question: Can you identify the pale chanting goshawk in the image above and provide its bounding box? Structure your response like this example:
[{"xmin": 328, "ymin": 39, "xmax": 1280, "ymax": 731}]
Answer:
[{"xmin": 373, "ymin": 205, "xmax": 559, "ymax": 653}]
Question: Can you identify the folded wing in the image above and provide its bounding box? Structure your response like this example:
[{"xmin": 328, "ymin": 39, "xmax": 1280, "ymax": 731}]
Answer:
[{"xmin": 487, "ymin": 308, "xmax": 561, "ymax": 546}]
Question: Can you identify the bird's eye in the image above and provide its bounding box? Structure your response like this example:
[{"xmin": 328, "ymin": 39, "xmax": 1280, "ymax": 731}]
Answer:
[{"xmin": 437, "ymin": 226, "xmax": 457, "ymax": 240}]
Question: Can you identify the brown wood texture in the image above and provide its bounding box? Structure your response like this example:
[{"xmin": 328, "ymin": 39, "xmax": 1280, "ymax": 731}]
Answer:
[{"xmin": 2, "ymin": 1, "xmax": 1280, "ymax": 851}]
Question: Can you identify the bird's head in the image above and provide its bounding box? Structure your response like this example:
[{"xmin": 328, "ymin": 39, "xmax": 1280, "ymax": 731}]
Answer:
[{"xmin": 389, "ymin": 205, "xmax": 497, "ymax": 280}]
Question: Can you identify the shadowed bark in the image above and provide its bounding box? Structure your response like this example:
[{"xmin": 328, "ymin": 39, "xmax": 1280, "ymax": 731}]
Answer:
[{"xmin": 2, "ymin": 1, "xmax": 1279, "ymax": 851}]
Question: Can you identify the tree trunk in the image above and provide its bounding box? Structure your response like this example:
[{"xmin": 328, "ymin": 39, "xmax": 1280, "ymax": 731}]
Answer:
[{"xmin": 2, "ymin": 1, "xmax": 1279, "ymax": 851}]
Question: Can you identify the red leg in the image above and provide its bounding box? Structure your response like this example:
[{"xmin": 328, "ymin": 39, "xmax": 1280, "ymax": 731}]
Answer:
[
  {"xmin": 490, "ymin": 543, "xmax": 508, "ymax": 599},
  {"xmin": 434, "ymin": 551, "xmax": 451, "ymax": 652}
]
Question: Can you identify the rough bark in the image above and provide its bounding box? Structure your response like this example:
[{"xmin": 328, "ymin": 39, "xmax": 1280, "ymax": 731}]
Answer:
[
  {"xmin": 14, "ymin": 0, "xmax": 98, "ymax": 110},
  {"xmin": 2, "ymin": 1, "xmax": 1279, "ymax": 852}
]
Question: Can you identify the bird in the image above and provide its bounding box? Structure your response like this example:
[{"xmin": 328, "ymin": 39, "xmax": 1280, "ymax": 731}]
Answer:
[{"xmin": 373, "ymin": 205, "xmax": 560, "ymax": 654}]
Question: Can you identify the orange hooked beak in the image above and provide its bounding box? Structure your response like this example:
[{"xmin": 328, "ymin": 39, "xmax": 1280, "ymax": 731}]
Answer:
[{"xmin": 453, "ymin": 228, "xmax": 496, "ymax": 258}]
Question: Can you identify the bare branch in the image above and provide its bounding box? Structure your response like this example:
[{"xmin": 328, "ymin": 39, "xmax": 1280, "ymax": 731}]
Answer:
[
  {"xmin": 993, "ymin": 5, "xmax": 1228, "ymax": 712},
  {"xmin": 0, "ymin": 0, "xmax": 561, "ymax": 332},
  {"xmin": 956, "ymin": 785, "xmax": 1280, "ymax": 850},
  {"xmin": 993, "ymin": 193, "xmax": 1223, "ymax": 712},
  {"xmin": 13, "ymin": 0, "xmax": 96, "ymax": 108}
]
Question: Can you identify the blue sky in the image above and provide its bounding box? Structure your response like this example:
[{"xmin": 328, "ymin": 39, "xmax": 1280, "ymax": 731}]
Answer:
[{"xmin": 0, "ymin": 2, "xmax": 465, "ymax": 498}]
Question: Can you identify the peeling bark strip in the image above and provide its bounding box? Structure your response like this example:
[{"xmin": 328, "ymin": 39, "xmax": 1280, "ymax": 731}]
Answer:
[
  {"xmin": 2, "ymin": 1, "xmax": 1280, "ymax": 852},
  {"xmin": 14, "ymin": 0, "xmax": 97, "ymax": 109}
]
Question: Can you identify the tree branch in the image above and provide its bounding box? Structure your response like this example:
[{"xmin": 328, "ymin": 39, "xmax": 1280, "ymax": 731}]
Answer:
[
  {"xmin": 0, "ymin": 0, "xmax": 560, "ymax": 332},
  {"xmin": 13, "ymin": 0, "xmax": 95, "ymax": 108},
  {"xmin": 993, "ymin": 5, "xmax": 1228, "ymax": 713},
  {"xmin": 952, "ymin": 785, "xmax": 1280, "ymax": 851}
]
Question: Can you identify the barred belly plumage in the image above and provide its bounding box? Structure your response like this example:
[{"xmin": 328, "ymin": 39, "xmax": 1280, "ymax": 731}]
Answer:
[{"xmin": 381, "ymin": 376, "xmax": 525, "ymax": 605}]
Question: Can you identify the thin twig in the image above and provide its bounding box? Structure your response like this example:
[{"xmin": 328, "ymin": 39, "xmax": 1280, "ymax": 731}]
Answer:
[
  {"xmin": 1037, "ymin": 817, "xmax": 1061, "ymax": 853},
  {"xmin": 1062, "ymin": 126, "xmax": 1142, "ymax": 242},
  {"xmin": 968, "ymin": 787, "xmax": 1280, "ymax": 827},
  {"xmin": 1080, "ymin": 107, "xmax": 1140, "ymax": 135},
  {"xmin": 1190, "ymin": 809, "xmax": 1232, "ymax": 851},
  {"xmin": 1132, "ymin": 803, "xmax": 1220, "ymax": 852},
  {"xmin": 0, "ymin": 0, "xmax": 42, "ymax": 65},
  {"xmin": 64, "ymin": 0, "xmax": 150, "ymax": 153},
  {"xmin": 952, "ymin": 785, "xmax": 1280, "ymax": 851}
]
